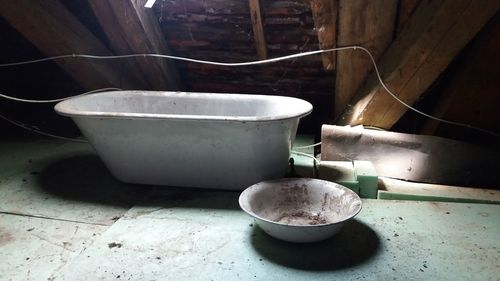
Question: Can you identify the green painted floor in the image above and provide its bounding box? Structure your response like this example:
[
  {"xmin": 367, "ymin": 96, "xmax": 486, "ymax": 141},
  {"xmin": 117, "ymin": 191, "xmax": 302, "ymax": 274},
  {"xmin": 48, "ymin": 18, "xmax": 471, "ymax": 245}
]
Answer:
[{"xmin": 1, "ymin": 138, "xmax": 499, "ymax": 280}]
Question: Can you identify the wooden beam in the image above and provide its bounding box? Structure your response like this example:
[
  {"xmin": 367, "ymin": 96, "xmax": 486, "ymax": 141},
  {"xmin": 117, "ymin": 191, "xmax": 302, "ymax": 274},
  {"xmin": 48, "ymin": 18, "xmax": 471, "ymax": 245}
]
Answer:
[
  {"xmin": 248, "ymin": 0, "xmax": 268, "ymax": 60},
  {"xmin": 421, "ymin": 13, "xmax": 500, "ymax": 136},
  {"xmin": 310, "ymin": 0, "xmax": 337, "ymax": 71},
  {"xmin": 0, "ymin": 0, "xmax": 141, "ymax": 90},
  {"xmin": 396, "ymin": 0, "xmax": 421, "ymax": 34},
  {"xmin": 89, "ymin": 0, "xmax": 182, "ymax": 90},
  {"xmin": 337, "ymin": 0, "xmax": 500, "ymax": 129},
  {"xmin": 334, "ymin": 0, "xmax": 398, "ymax": 117}
]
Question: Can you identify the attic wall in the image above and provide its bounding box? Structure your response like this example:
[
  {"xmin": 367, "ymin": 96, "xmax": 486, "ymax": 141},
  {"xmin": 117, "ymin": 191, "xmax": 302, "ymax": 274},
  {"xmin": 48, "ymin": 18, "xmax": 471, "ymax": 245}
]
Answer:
[
  {"xmin": 156, "ymin": 0, "xmax": 334, "ymax": 135},
  {"xmin": 0, "ymin": 0, "xmax": 498, "ymax": 141},
  {"xmin": 0, "ymin": 0, "xmax": 335, "ymax": 137}
]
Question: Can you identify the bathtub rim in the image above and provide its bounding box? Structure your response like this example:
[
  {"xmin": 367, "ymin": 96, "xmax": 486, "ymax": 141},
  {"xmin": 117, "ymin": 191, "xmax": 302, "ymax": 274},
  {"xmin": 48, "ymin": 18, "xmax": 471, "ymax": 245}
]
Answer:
[{"xmin": 54, "ymin": 91, "xmax": 313, "ymax": 122}]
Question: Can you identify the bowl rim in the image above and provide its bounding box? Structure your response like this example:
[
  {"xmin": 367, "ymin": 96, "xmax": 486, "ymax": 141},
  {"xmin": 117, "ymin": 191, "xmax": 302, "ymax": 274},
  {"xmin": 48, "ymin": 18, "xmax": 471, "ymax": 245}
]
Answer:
[{"xmin": 238, "ymin": 177, "xmax": 362, "ymax": 227}]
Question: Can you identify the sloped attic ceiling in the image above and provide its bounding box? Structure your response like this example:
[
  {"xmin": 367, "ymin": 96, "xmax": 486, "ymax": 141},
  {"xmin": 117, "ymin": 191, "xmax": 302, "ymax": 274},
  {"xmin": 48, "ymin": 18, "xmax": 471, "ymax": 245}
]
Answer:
[{"xmin": 0, "ymin": 0, "xmax": 498, "ymax": 140}]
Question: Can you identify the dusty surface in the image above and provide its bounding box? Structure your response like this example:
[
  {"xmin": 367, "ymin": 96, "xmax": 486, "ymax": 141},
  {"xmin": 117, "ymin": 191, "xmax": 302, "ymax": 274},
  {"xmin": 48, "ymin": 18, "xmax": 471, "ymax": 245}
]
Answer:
[
  {"xmin": 1, "ymin": 141, "xmax": 499, "ymax": 280},
  {"xmin": 0, "ymin": 214, "xmax": 107, "ymax": 281},
  {"xmin": 52, "ymin": 194, "xmax": 500, "ymax": 281},
  {"xmin": 273, "ymin": 210, "xmax": 328, "ymax": 225},
  {"xmin": 247, "ymin": 180, "xmax": 361, "ymax": 226}
]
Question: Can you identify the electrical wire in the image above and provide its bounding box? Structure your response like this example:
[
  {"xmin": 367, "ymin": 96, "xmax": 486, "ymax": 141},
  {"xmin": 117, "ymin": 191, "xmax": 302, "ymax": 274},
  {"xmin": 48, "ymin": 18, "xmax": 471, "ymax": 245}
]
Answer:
[
  {"xmin": 293, "ymin": 142, "xmax": 322, "ymax": 150},
  {"xmin": 0, "ymin": 87, "xmax": 120, "ymax": 141},
  {"xmin": 351, "ymin": 46, "xmax": 500, "ymax": 138},
  {"xmin": 363, "ymin": 125, "xmax": 387, "ymax": 131},
  {"xmin": 0, "ymin": 87, "xmax": 122, "ymax": 103},
  {"xmin": 0, "ymin": 46, "xmax": 498, "ymax": 137},
  {"xmin": 291, "ymin": 150, "xmax": 320, "ymax": 166},
  {"xmin": 0, "ymin": 49, "xmax": 350, "ymax": 67},
  {"xmin": 0, "ymin": 112, "xmax": 88, "ymax": 143}
]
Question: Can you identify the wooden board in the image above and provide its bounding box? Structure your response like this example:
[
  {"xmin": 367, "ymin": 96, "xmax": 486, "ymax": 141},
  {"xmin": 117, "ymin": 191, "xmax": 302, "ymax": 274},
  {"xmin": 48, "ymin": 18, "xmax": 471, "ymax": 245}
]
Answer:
[
  {"xmin": 310, "ymin": 0, "xmax": 337, "ymax": 71},
  {"xmin": 395, "ymin": 0, "xmax": 421, "ymax": 34},
  {"xmin": 89, "ymin": 0, "xmax": 182, "ymax": 90},
  {"xmin": 334, "ymin": 0, "xmax": 398, "ymax": 117},
  {"xmin": 337, "ymin": 0, "xmax": 500, "ymax": 129},
  {"xmin": 378, "ymin": 177, "xmax": 500, "ymax": 204},
  {"xmin": 248, "ymin": 0, "xmax": 268, "ymax": 60},
  {"xmin": 0, "ymin": 0, "xmax": 142, "ymax": 90},
  {"xmin": 421, "ymin": 13, "xmax": 500, "ymax": 137}
]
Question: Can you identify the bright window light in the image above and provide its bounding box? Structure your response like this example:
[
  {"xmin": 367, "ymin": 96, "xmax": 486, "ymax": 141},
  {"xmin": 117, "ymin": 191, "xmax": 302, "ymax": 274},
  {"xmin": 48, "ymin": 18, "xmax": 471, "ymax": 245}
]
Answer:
[{"xmin": 144, "ymin": 0, "xmax": 157, "ymax": 8}]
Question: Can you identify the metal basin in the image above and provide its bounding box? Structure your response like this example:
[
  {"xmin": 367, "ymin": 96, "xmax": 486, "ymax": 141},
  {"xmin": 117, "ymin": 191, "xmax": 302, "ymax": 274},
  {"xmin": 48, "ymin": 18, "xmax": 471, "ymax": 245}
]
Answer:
[{"xmin": 239, "ymin": 178, "xmax": 362, "ymax": 243}]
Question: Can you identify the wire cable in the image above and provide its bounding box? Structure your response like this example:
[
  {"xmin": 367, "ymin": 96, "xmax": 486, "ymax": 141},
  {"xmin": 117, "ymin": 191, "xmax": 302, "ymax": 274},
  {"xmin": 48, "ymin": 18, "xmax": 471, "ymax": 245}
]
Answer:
[
  {"xmin": 0, "ymin": 46, "xmax": 498, "ymax": 137},
  {"xmin": 0, "ymin": 49, "xmax": 351, "ymax": 67},
  {"xmin": 0, "ymin": 112, "xmax": 88, "ymax": 143},
  {"xmin": 293, "ymin": 142, "xmax": 322, "ymax": 150},
  {"xmin": 0, "ymin": 87, "xmax": 120, "ymax": 142},
  {"xmin": 0, "ymin": 87, "xmax": 122, "ymax": 103},
  {"xmin": 350, "ymin": 46, "xmax": 499, "ymax": 138},
  {"xmin": 291, "ymin": 150, "xmax": 320, "ymax": 166}
]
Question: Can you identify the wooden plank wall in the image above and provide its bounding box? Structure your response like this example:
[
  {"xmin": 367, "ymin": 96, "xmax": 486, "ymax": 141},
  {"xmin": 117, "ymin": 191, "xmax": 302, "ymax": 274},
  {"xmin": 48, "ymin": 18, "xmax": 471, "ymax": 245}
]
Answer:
[
  {"xmin": 310, "ymin": 0, "xmax": 337, "ymax": 71},
  {"xmin": 157, "ymin": 0, "xmax": 333, "ymax": 97},
  {"xmin": 248, "ymin": 0, "xmax": 268, "ymax": 60}
]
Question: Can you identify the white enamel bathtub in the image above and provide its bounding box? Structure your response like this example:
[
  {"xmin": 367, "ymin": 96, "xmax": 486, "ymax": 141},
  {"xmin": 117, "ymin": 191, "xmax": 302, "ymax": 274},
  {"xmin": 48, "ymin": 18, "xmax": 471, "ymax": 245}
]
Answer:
[{"xmin": 55, "ymin": 91, "xmax": 312, "ymax": 190}]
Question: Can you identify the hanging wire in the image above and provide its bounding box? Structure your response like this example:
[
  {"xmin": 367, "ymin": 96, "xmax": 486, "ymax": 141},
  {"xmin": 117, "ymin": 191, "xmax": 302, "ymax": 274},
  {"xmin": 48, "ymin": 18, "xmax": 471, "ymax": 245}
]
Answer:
[
  {"xmin": 0, "ymin": 46, "xmax": 498, "ymax": 138},
  {"xmin": 0, "ymin": 87, "xmax": 122, "ymax": 103},
  {"xmin": 293, "ymin": 142, "xmax": 322, "ymax": 150},
  {"xmin": 0, "ymin": 112, "xmax": 88, "ymax": 143}
]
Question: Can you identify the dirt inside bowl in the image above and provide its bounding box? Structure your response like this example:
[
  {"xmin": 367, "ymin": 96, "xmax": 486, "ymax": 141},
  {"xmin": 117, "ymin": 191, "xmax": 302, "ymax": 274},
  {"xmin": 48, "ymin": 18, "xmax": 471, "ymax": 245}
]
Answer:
[
  {"xmin": 273, "ymin": 210, "xmax": 328, "ymax": 225},
  {"xmin": 267, "ymin": 184, "xmax": 345, "ymax": 226}
]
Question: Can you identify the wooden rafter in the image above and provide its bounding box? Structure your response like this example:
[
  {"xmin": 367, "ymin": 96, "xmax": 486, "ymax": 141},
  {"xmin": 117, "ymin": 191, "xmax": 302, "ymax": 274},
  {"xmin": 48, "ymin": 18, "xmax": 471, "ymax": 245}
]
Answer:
[
  {"xmin": 421, "ymin": 14, "xmax": 500, "ymax": 136},
  {"xmin": 0, "ymin": 0, "xmax": 142, "ymax": 90},
  {"xmin": 248, "ymin": 0, "xmax": 268, "ymax": 60},
  {"xmin": 334, "ymin": 0, "xmax": 398, "ymax": 117},
  {"xmin": 89, "ymin": 0, "xmax": 182, "ymax": 90},
  {"xmin": 337, "ymin": 0, "xmax": 500, "ymax": 129},
  {"xmin": 310, "ymin": 0, "xmax": 337, "ymax": 71},
  {"xmin": 396, "ymin": 0, "xmax": 421, "ymax": 34}
]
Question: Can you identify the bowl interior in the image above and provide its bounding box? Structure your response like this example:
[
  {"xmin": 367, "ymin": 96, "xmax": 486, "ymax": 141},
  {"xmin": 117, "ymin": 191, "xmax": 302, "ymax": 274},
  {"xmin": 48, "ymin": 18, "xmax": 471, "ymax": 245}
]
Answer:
[{"xmin": 240, "ymin": 178, "xmax": 361, "ymax": 226}]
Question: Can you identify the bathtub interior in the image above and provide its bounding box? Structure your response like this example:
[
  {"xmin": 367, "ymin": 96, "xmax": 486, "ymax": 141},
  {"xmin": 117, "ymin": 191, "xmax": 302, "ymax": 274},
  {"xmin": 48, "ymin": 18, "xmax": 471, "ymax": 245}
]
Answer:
[{"xmin": 56, "ymin": 91, "xmax": 312, "ymax": 121}]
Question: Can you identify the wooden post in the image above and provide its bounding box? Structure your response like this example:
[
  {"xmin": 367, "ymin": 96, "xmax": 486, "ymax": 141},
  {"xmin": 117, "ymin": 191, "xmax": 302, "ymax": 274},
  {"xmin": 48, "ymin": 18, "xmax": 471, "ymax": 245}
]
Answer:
[
  {"xmin": 248, "ymin": 0, "xmax": 268, "ymax": 60},
  {"xmin": 310, "ymin": 0, "xmax": 337, "ymax": 71},
  {"xmin": 334, "ymin": 0, "xmax": 398, "ymax": 117},
  {"xmin": 336, "ymin": 0, "xmax": 500, "ymax": 129}
]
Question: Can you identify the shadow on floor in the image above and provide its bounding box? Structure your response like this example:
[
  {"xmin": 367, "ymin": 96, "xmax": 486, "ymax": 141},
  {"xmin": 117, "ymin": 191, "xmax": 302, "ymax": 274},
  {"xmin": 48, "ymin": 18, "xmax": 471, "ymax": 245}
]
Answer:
[
  {"xmin": 38, "ymin": 154, "xmax": 151, "ymax": 207},
  {"xmin": 250, "ymin": 219, "xmax": 380, "ymax": 271},
  {"xmin": 139, "ymin": 188, "xmax": 241, "ymax": 210},
  {"xmin": 38, "ymin": 154, "xmax": 241, "ymax": 210}
]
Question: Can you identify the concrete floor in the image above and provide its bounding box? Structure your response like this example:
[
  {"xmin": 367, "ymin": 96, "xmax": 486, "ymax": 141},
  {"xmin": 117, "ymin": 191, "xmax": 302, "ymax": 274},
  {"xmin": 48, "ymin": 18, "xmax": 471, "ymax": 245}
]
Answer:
[{"xmin": 1, "ymin": 139, "xmax": 499, "ymax": 280}]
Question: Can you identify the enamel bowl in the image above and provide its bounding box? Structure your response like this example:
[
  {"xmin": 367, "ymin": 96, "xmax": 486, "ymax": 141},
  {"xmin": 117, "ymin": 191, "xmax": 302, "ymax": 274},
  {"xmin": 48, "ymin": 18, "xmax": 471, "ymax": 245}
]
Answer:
[{"xmin": 239, "ymin": 178, "xmax": 362, "ymax": 243}]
